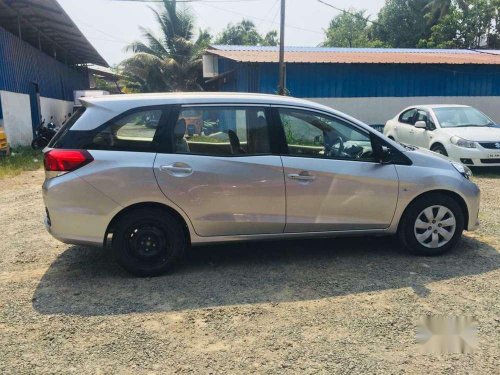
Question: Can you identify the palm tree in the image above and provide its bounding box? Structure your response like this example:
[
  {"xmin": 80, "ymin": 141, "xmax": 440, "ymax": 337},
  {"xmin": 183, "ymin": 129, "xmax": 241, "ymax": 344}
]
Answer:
[
  {"xmin": 424, "ymin": 0, "xmax": 468, "ymax": 24},
  {"xmin": 119, "ymin": 0, "xmax": 211, "ymax": 92}
]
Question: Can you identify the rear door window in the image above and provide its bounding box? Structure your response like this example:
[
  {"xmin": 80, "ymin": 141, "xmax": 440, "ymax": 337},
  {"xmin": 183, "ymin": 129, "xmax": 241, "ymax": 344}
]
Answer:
[{"xmin": 172, "ymin": 106, "xmax": 271, "ymax": 156}]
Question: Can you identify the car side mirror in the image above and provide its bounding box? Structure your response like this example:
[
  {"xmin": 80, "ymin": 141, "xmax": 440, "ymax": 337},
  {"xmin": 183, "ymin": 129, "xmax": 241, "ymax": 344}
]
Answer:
[{"xmin": 415, "ymin": 121, "xmax": 427, "ymax": 129}]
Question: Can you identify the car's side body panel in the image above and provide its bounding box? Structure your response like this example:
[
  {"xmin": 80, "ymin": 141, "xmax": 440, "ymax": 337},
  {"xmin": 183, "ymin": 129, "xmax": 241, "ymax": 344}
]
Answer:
[
  {"xmin": 154, "ymin": 154, "xmax": 286, "ymax": 237},
  {"xmin": 282, "ymin": 157, "xmax": 399, "ymax": 232},
  {"xmin": 43, "ymin": 171, "xmax": 120, "ymax": 246}
]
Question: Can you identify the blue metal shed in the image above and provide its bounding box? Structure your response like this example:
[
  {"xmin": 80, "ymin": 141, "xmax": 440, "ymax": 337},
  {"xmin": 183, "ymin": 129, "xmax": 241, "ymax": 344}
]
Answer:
[
  {"xmin": 204, "ymin": 46, "xmax": 500, "ymax": 124},
  {"xmin": 0, "ymin": 0, "xmax": 108, "ymax": 146}
]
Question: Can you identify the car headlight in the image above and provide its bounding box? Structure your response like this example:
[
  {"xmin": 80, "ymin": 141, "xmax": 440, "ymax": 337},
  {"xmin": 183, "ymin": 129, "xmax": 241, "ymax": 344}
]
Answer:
[
  {"xmin": 451, "ymin": 161, "xmax": 473, "ymax": 180},
  {"xmin": 450, "ymin": 136, "xmax": 476, "ymax": 148}
]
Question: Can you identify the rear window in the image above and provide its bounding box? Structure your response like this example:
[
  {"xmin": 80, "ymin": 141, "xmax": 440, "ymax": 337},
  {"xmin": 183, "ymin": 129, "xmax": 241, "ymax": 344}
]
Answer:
[
  {"xmin": 49, "ymin": 107, "xmax": 86, "ymax": 148},
  {"xmin": 49, "ymin": 107, "xmax": 164, "ymax": 153}
]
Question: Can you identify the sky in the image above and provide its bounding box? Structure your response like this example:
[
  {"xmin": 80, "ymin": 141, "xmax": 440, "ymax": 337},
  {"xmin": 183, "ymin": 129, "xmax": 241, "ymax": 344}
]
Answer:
[{"xmin": 58, "ymin": 0, "xmax": 386, "ymax": 66}]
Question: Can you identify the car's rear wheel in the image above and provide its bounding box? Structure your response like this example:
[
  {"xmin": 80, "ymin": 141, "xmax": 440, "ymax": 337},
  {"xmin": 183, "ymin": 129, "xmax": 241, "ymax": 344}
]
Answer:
[
  {"xmin": 398, "ymin": 194, "xmax": 464, "ymax": 256},
  {"xmin": 431, "ymin": 144, "xmax": 448, "ymax": 156},
  {"xmin": 112, "ymin": 208, "xmax": 186, "ymax": 276}
]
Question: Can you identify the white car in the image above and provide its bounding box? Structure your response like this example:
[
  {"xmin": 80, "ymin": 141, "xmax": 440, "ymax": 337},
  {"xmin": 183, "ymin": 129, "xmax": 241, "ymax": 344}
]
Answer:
[{"xmin": 384, "ymin": 105, "xmax": 500, "ymax": 167}]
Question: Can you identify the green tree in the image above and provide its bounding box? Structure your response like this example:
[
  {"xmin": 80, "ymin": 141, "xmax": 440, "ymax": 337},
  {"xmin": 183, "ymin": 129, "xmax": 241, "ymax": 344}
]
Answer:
[
  {"xmin": 215, "ymin": 19, "xmax": 278, "ymax": 46},
  {"xmin": 323, "ymin": 9, "xmax": 374, "ymax": 47},
  {"xmin": 489, "ymin": 0, "xmax": 500, "ymax": 48},
  {"xmin": 262, "ymin": 30, "xmax": 279, "ymax": 46},
  {"xmin": 420, "ymin": 0, "xmax": 499, "ymax": 48},
  {"xmin": 424, "ymin": 0, "xmax": 469, "ymax": 24},
  {"xmin": 119, "ymin": 0, "xmax": 212, "ymax": 93},
  {"xmin": 370, "ymin": 0, "xmax": 432, "ymax": 48}
]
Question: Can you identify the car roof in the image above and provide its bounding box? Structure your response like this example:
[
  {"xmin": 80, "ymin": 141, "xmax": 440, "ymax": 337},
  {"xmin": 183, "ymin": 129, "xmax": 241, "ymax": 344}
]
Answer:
[
  {"xmin": 77, "ymin": 92, "xmax": 383, "ymax": 134},
  {"xmin": 404, "ymin": 104, "xmax": 471, "ymax": 111},
  {"xmin": 80, "ymin": 92, "xmax": 333, "ymax": 112}
]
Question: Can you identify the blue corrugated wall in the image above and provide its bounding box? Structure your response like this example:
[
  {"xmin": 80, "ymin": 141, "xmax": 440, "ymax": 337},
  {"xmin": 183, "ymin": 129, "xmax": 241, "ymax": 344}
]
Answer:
[
  {"xmin": 217, "ymin": 59, "xmax": 500, "ymax": 98},
  {"xmin": 0, "ymin": 26, "xmax": 89, "ymax": 101}
]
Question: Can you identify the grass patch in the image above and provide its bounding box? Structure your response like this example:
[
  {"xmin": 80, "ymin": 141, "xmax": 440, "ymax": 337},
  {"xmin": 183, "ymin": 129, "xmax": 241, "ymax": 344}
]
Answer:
[{"xmin": 0, "ymin": 147, "xmax": 43, "ymax": 179}]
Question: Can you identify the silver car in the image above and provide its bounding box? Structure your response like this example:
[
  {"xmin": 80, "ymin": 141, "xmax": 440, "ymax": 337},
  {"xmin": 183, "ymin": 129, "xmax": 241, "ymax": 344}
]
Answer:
[{"xmin": 43, "ymin": 93, "xmax": 480, "ymax": 276}]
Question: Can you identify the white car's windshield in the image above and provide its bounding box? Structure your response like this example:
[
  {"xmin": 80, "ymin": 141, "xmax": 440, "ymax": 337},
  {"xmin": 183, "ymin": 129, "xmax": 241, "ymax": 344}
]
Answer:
[{"xmin": 434, "ymin": 107, "xmax": 494, "ymax": 128}]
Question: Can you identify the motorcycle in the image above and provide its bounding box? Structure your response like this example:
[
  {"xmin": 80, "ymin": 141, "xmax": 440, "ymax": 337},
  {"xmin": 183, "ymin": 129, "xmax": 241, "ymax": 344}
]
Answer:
[{"xmin": 31, "ymin": 117, "xmax": 57, "ymax": 150}]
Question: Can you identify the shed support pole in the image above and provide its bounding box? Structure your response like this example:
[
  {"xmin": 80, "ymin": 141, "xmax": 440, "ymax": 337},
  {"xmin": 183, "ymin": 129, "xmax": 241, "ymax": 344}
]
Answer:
[{"xmin": 278, "ymin": 0, "xmax": 286, "ymax": 95}]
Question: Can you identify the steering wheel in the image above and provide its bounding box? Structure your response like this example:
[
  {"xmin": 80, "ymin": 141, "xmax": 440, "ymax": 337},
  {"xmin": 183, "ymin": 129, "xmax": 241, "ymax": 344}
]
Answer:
[{"xmin": 327, "ymin": 136, "xmax": 345, "ymax": 158}]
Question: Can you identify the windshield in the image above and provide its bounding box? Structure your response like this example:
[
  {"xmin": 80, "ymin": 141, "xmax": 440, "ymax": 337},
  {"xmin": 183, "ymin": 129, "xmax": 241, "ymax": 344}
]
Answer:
[{"xmin": 434, "ymin": 107, "xmax": 494, "ymax": 128}]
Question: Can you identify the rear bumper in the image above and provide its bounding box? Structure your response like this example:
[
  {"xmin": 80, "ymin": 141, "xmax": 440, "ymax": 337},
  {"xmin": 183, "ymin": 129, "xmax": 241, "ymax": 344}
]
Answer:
[
  {"xmin": 43, "ymin": 172, "xmax": 121, "ymax": 247},
  {"xmin": 44, "ymin": 216, "xmax": 103, "ymax": 247}
]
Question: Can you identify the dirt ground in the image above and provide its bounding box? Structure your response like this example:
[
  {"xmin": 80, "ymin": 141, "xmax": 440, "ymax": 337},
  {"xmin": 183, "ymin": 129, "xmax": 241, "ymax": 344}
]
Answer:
[{"xmin": 0, "ymin": 169, "xmax": 499, "ymax": 374}]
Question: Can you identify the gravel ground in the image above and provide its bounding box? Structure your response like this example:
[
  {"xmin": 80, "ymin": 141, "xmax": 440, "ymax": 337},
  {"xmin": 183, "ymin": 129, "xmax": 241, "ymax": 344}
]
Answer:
[{"xmin": 0, "ymin": 170, "xmax": 499, "ymax": 374}]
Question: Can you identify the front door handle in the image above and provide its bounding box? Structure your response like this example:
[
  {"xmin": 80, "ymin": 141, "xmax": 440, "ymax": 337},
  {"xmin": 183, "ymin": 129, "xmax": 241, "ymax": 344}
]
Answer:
[
  {"xmin": 288, "ymin": 172, "xmax": 315, "ymax": 181},
  {"xmin": 160, "ymin": 163, "xmax": 193, "ymax": 176}
]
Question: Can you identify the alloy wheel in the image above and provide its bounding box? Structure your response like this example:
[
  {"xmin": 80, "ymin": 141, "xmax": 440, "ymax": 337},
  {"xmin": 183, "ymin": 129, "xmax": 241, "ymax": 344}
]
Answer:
[{"xmin": 413, "ymin": 205, "xmax": 456, "ymax": 249}]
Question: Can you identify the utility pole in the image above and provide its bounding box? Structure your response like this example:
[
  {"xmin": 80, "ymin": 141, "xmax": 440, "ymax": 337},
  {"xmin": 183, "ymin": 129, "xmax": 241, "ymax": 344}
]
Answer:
[{"xmin": 278, "ymin": 0, "xmax": 286, "ymax": 95}]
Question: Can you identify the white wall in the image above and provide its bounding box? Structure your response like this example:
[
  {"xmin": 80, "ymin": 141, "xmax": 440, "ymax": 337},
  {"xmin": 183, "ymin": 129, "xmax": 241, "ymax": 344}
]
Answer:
[
  {"xmin": 0, "ymin": 90, "xmax": 32, "ymax": 147},
  {"xmin": 308, "ymin": 96, "xmax": 500, "ymax": 125},
  {"xmin": 39, "ymin": 97, "xmax": 73, "ymax": 127},
  {"xmin": 0, "ymin": 91, "xmax": 73, "ymax": 147}
]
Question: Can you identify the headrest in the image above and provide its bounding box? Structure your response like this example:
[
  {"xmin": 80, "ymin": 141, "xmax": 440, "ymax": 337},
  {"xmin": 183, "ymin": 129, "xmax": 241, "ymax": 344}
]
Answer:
[{"xmin": 174, "ymin": 119, "xmax": 186, "ymax": 139}]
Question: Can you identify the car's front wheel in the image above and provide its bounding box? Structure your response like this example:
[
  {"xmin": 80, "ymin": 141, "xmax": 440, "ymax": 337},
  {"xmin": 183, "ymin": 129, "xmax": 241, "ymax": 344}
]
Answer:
[
  {"xmin": 112, "ymin": 208, "xmax": 186, "ymax": 276},
  {"xmin": 398, "ymin": 194, "xmax": 464, "ymax": 256}
]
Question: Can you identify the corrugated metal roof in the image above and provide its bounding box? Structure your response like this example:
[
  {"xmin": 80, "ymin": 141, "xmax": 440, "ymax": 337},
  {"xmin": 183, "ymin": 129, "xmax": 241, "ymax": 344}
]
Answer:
[
  {"xmin": 0, "ymin": 0, "xmax": 108, "ymax": 67},
  {"xmin": 207, "ymin": 45, "xmax": 500, "ymax": 65},
  {"xmin": 0, "ymin": 26, "xmax": 89, "ymax": 101}
]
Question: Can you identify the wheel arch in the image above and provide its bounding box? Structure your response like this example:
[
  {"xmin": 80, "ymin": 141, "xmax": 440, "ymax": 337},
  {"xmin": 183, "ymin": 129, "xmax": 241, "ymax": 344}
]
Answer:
[
  {"xmin": 430, "ymin": 141, "xmax": 447, "ymax": 152},
  {"xmin": 398, "ymin": 189, "xmax": 469, "ymax": 231},
  {"xmin": 104, "ymin": 202, "xmax": 191, "ymax": 247}
]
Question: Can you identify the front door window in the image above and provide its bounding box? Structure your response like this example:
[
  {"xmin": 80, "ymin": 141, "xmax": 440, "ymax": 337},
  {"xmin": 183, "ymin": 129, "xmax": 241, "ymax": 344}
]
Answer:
[{"xmin": 279, "ymin": 108, "xmax": 374, "ymax": 162}]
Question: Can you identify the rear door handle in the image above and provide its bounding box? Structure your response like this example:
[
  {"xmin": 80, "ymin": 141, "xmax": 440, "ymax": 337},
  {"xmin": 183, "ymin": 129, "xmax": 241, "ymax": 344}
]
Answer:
[
  {"xmin": 288, "ymin": 172, "xmax": 315, "ymax": 181},
  {"xmin": 160, "ymin": 163, "xmax": 193, "ymax": 176}
]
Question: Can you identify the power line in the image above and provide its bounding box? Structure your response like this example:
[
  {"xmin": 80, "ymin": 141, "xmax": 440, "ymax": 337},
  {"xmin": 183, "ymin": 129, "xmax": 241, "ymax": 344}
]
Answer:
[
  {"xmin": 109, "ymin": 0, "xmax": 262, "ymax": 3},
  {"xmin": 257, "ymin": 0, "xmax": 280, "ymax": 30},
  {"xmin": 316, "ymin": 0, "xmax": 381, "ymax": 26},
  {"xmin": 199, "ymin": 1, "xmax": 323, "ymax": 35}
]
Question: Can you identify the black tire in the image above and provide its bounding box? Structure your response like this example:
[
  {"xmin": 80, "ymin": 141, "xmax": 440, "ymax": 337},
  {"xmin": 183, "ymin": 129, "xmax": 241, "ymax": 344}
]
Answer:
[
  {"xmin": 112, "ymin": 208, "xmax": 186, "ymax": 276},
  {"xmin": 431, "ymin": 144, "xmax": 448, "ymax": 156},
  {"xmin": 31, "ymin": 138, "xmax": 44, "ymax": 150},
  {"xmin": 398, "ymin": 193, "xmax": 464, "ymax": 256}
]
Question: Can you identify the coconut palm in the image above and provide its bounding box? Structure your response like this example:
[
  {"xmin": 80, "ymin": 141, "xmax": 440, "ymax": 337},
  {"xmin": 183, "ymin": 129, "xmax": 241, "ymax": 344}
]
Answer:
[
  {"xmin": 119, "ymin": 0, "xmax": 211, "ymax": 93},
  {"xmin": 424, "ymin": 0, "xmax": 469, "ymax": 24}
]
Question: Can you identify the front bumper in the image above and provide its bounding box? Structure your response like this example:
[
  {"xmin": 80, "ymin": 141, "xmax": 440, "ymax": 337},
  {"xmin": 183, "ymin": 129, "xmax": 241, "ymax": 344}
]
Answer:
[
  {"xmin": 447, "ymin": 144, "xmax": 500, "ymax": 166},
  {"xmin": 465, "ymin": 182, "xmax": 481, "ymax": 232}
]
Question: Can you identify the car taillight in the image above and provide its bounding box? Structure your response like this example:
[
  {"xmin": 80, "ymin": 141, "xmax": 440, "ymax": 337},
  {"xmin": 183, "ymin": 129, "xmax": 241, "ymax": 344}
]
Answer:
[{"xmin": 44, "ymin": 149, "xmax": 93, "ymax": 172}]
